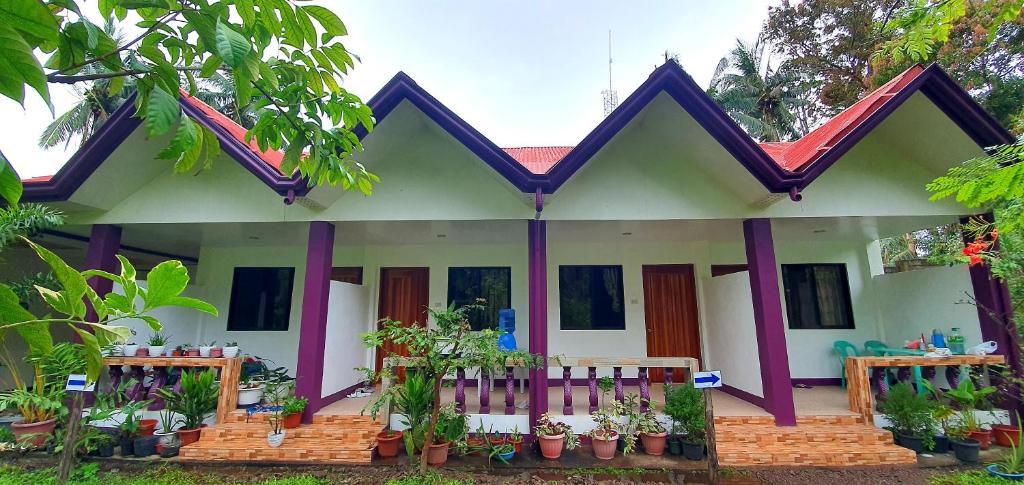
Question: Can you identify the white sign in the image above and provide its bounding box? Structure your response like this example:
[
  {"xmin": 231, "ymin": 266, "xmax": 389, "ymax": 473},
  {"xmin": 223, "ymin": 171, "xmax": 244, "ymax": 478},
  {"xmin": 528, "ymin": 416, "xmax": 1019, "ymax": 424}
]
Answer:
[
  {"xmin": 65, "ymin": 374, "xmax": 95, "ymax": 392},
  {"xmin": 693, "ymin": 370, "xmax": 722, "ymax": 389}
]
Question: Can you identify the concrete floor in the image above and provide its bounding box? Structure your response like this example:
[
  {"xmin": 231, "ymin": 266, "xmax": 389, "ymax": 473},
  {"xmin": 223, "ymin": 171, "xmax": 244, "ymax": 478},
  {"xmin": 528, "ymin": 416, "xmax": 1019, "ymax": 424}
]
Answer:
[{"xmin": 317, "ymin": 383, "xmax": 855, "ymax": 417}]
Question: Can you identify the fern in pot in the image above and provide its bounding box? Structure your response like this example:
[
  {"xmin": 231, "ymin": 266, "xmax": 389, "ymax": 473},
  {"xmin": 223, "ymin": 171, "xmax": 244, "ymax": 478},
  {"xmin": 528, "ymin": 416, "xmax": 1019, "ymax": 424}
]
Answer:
[{"xmin": 879, "ymin": 383, "xmax": 936, "ymax": 453}]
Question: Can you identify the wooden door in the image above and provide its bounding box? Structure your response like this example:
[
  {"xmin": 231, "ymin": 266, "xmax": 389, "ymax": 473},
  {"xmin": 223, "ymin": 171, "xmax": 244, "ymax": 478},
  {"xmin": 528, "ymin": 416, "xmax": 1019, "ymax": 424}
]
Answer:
[
  {"xmin": 375, "ymin": 267, "xmax": 430, "ymax": 374},
  {"xmin": 642, "ymin": 264, "xmax": 701, "ymax": 382}
]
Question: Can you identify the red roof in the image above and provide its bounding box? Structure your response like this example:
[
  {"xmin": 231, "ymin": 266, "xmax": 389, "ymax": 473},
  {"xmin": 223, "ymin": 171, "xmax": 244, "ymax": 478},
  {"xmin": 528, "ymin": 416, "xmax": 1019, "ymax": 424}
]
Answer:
[
  {"xmin": 178, "ymin": 91, "xmax": 287, "ymax": 174},
  {"xmin": 757, "ymin": 65, "xmax": 926, "ymax": 171},
  {"xmin": 502, "ymin": 146, "xmax": 573, "ymax": 174},
  {"xmin": 21, "ymin": 175, "xmax": 53, "ymax": 184}
]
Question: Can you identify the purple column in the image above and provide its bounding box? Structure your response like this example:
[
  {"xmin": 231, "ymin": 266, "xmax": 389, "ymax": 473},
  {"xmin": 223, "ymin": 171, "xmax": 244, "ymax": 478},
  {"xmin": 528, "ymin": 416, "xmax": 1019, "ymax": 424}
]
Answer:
[
  {"xmin": 479, "ymin": 369, "xmax": 491, "ymax": 414},
  {"xmin": 664, "ymin": 367, "xmax": 674, "ymax": 386},
  {"xmin": 588, "ymin": 367, "xmax": 598, "ymax": 413},
  {"xmin": 128, "ymin": 366, "xmax": 146, "ymax": 401},
  {"xmin": 528, "ymin": 220, "xmax": 549, "ymax": 428},
  {"xmin": 146, "ymin": 366, "xmax": 168, "ymax": 410},
  {"xmin": 873, "ymin": 367, "xmax": 890, "ymax": 402},
  {"xmin": 455, "ymin": 367, "xmax": 466, "ymax": 413},
  {"xmin": 84, "ymin": 225, "xmax": 122, "ymax": 322},
  {"xmin": 743, "ymin": 218, "xmax": 797, "ymax": 426},
  {"xmin": 505, "ymin": 367, "xmax": 515, "ymax": 415},
  {"xmin": 294, "ymin": 221, "xmax": 335, "ymax": 423},
  {"xmin": 562, "ymin": 367, "xmax": 573, "ymax": 415},
  {"xmin": 638, "ymin": 367, "xmax": 650, "ymax": 412}
]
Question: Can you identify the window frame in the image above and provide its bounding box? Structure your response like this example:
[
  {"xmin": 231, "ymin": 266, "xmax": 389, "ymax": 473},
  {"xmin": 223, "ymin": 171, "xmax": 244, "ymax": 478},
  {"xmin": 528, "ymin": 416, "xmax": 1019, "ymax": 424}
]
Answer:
[
  {"xmin": 781, "ymin": 263, "xmax": 855, "ymax": 330},
  {"xmin": 226, "ymin": 266, "xmax": 296, "ymax": 332},
  {"xmin": 446, "ymin": 266, "xmax": 512, "ymax": 331},
  {"xmin": 557, "ymin": 264, "xmax": 626, "ymax": 331}
]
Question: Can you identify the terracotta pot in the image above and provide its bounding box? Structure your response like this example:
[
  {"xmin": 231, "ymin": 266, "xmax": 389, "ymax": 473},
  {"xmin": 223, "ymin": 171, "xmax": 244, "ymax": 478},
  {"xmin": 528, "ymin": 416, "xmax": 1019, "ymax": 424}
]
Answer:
[
  {"xmin": 510, "ymin": 438, "xmax": 523, "ymax": 455},
  {"xmin": 592, "ymin": 430, "xmax": 618, "ymax": 460},
  {"xmin": 209, "ymin": 347, "xmax": 223, "ymax": 358},
  {"xmin": 488, "ymin": 436, "xmax": 505, "ymax": 447},
  {"xmin": 641, "ymin": 431, "xmax": 668, "ymax": 456},
  {"xmin": 186, "ymin": 349, "xmax": 200, "ymax": 357},
  {"xmin": 176, "ymin": 427, "xmax": 202, "ymax": 446},
  {"xmin": 993, "ymin": 424, "xmax": 1021, "ymax": 447},
  {"xmin": 969, "ymin": 429, "xmax": 993, "ymax": 450},
  {"xmin": 282, "ymin": 413, "xmax": 302, "ymax": 429},
  {"xmin": 539, "ymin": 433, "xmax": 565, "ymax": 459},
  {"xmin": 11, "ymin": 418, "xmax": 56, "ymax": 448},
  {"xmin": 171, "ymin": 350, "xmax": 183, "ymax": 357},
  {"xmin": 427, "ymin": 441, "xmax": 450, "ymax": 465},
  {"xmin": 466, "ymin": 437, "xmax": 486, "ymax": 456},
  {"xmin": 376, "ymin": 430, "xmax": 403, "ymax": 458},
  {"xmin": 135, "ymin": 347, "xmax": 149, "ymax": 357},
  {"xmin": 138, "ymin": 419, "xmax": 158, "ymax": 436}
]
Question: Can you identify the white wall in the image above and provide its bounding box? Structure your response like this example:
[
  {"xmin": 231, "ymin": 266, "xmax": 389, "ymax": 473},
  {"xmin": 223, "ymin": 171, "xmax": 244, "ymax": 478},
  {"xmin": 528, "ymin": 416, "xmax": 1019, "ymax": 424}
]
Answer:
[
  {"xmin": 873, "ymin": 266, "xmax": 982, "ymax": 349},
  {"xmin": 322, "ymin": 281, "xmax": 370, "ymax": 398},
  {"xmin": 702, "ymin": 272, "xmax": 762, "ymax": 397},
  {"xmin": 114, "ymin": 282, "xmax": 204, "ymax": 350}
]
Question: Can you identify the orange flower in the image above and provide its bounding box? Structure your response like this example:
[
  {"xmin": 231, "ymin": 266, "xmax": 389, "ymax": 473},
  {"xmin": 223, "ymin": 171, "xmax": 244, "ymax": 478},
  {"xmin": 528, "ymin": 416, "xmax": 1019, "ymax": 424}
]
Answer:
[{"xmin": 969, "ymin": 255, "xmax": 984, "ymax": 266}]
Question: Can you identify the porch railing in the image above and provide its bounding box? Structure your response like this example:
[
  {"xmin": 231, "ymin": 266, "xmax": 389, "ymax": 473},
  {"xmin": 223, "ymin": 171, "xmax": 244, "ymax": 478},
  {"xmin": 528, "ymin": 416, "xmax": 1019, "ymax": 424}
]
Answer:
[
  {"xmin": 550, "ymin": 356, "xmax": 699, "ymax": 414},
  {"xmin": 381, "ymin": 356, "xmax": 532, "ymax": 415}
]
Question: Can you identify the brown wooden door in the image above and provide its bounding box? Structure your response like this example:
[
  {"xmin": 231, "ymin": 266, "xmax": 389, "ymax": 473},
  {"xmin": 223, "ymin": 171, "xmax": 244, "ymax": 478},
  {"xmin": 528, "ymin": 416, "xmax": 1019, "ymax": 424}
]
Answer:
[
  {"xmin": 642, "ymin": 264, "xmax": 701, "ymax": 382},
  {"xmin": 376, "ymin": 267, "xmax": 430, "ymax": 374}
]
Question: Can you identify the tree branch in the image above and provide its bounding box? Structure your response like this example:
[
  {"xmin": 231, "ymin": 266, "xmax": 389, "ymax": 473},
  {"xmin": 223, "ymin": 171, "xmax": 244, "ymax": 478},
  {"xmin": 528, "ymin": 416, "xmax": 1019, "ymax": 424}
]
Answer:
[
  {"xmin": 47, "ymin": 66, "xmax": 202, "ymax": 84},
  {"xmin": 53, "ymin": 11, "xmax": 182, "ymax": 75}
]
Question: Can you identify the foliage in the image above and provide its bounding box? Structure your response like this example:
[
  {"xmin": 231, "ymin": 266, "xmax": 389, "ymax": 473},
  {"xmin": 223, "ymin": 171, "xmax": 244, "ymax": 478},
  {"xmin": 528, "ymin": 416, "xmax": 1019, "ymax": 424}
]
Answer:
[
  {"xmin": 929, "ymin": 469, "xmax": 1018, "ymax": 484},
  {"xmin": 611, "ymin": 393, "xmax": 643, "ymax": 454},
  {"xmin": 146, "ymin": 332, "xmax": 169, "ymax": 346},
  {"xmin": 875, "ymin": 0, "xmax": 1023, "ymax": 65},
  {"xmin": 0, "ymin": 426, "xmax": 13, "ymax": 444},
  {"xmin": 0, "ymin": 0, "xmax": 378, "ymax": 193},
  {"xmin": 361, "ymin": 302, "xmax": 543, "ymax": 472},
  {"xmin": 8, "ymin": 272, "xmax": 61, "ymax": 309},
  {"xmin": 52, "ymin": 425, "xmax": 115, "ymax": 455},
  {"xmin": 385, "ymin": 370, "xmax": 432, "ymax": 456},
  {"xmin": 597, "ymin": 376, "xmax": 614, "ymax": 407},
  {"xmin": 0, "ymin": 204, "xmax": 65, "ymax": 252},
  {"xmin": 945, "ymin": 378, "xmax": 998, "ymax": 431},
  {"xmin": 432, "ymin": 403, "xmax": 467, "ymax": 445},
  {"xmin": 879, "ymin": 382, "xmax": 938, "ymax": 441},
  {"xmin": 663, "ymin": 382, "xmax": 705, "ymax": 443},
  {"xmin": 707, "ymin": 37, "xmax": 809, "ymax": 141},
  {"xmin": 639, "ymin": 409, "xmax": 666, "ymax": 435},
  {"xmin": 115, "ymin": 398, "xmax": 152, "ymax": 438},
  {"xmin": 281, "ymin": 395, "xmax": 308, "ymax": 416},
  {"xmin": 157, "ymin": 369, "xmax": 218, "ymax": 430},
  {"xmin": 588, "ymin": 408, "xmax": 620, "ymax": 439},
  {"xmin": 0, "ymin": 343, "xmax": 84, "ymax": 423},
  {"xmin": 990, "ymin": 415, "xmax": 1024, "ymax": 473},
  {"xmin": 533, "ymin": 413, "xmax": 580, "ymax": 450}
]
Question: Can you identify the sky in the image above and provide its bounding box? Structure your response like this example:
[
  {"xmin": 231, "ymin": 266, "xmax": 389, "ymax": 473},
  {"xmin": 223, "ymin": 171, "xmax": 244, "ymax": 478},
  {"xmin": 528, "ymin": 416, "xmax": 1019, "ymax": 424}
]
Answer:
[{"xmin": 0, "ymin": 0, "xmax": 773, "ymax": 179}]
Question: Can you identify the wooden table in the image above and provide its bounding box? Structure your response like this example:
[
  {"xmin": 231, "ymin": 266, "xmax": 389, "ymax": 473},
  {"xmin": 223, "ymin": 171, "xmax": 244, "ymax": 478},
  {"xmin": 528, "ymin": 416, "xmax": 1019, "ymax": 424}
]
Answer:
[
  {"xmin": 103, "ymin": 356, "xmax": 242, "ymax": 424},
  {"xmin": 845, "ymin": 354, "xmax": 1005, "ymax": 420}
]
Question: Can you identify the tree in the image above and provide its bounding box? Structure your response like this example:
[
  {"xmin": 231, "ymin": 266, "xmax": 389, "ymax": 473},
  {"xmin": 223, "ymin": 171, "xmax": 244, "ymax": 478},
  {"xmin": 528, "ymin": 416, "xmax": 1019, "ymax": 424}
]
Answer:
[
  {"xmin": 708, "ymin": 39, "xmax": 809, "ymax": 141},
  {"xmin": 1, "ymin": 0, "xmax": 378, "ymax": 193}
]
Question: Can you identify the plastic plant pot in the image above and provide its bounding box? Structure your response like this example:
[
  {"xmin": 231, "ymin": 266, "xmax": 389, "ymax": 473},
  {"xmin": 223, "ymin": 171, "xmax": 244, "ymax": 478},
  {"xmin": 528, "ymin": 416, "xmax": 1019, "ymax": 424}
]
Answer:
[
  {"xmin": 11, "ymin": 418, "xmax": 56, "ymax": 448},
  {"xmin": 133, "ymin": 436, "xmax": 158, "ymax": 457},
  {"xmin": 538, "ymin": 434, "xmax": 565, "ymax": 459},
  {"xmin": 592, "ymin": 430, "xmax": 618, "ymax": 460},
  {"xmin": 641, "ymin": 432, "xmax": 668, "ymax": 456},
  {"xmin": 994, "ymin": 424, "xmax": 1022, "ymax": 447},
  {"xmin": 951, "ymin": 438, "xmax": 981, "ymax": 463},
  {"xmin": 988, "ymin": 464, "xmax": 1024, "ymax": 481},
  {"xmin": 931, "ymin": 435, "xmax": 950, "ymax": 454},
  {"xmin": 119, "ymin": 436, "xmax": 135, "ymax": 456},
  {"xmin": 159, "ymin": 444, "xmax": 180, "ymax": 458},
  {"xmin": 427, "ymin": 441, "xmax": 450, "ymax": 465},
  {"xmin": 681, "ymin": 440, "xmax": 705, "ymax": 461},
  {"xmin": 898, "ymin": 434, "xmax": 925, "ymax": 453},
  {"xmin": 376, "ymin": 430, "xmax": 403, "ymax": 458}
]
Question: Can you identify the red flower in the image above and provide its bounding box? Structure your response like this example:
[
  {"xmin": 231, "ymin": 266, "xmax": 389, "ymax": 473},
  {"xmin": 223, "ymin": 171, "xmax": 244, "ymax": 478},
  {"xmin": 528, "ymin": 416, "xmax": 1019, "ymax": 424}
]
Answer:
[{"xmin": 969, "ymin": 255, "xmax": 984, "ymax": 266}]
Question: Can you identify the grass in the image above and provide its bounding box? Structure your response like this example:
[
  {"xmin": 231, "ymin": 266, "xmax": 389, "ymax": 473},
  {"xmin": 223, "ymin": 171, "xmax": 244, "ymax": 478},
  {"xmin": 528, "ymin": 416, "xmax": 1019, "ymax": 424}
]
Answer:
[
  {"xmin": 0, "ymin": 463, "xmax": 333, "ymax": 485},
  {"xmin": 929, "ymin": 470, "xmax": 1015, "ymax": 485},
  {"xmin": 383, "ymin": 469, "xmax": 474, "ymax": 485}
]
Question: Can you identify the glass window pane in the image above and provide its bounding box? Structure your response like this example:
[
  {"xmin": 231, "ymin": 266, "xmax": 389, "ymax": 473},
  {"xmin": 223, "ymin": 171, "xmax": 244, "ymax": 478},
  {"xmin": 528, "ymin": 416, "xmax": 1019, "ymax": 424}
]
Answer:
[
  {"xmin": 782, "ymin": 264, "xmax": 854, "ymax": 330},
  {"xmin": 227, "ymin": 267, "xmax": 295, "ymax": 331},
  {"xmin": 446, "ymin": 267, "xmax": 511, "ymax": 331},
  {"xmin": 558, "ymin": 265, "xmax": 625, "ymax": 330}
]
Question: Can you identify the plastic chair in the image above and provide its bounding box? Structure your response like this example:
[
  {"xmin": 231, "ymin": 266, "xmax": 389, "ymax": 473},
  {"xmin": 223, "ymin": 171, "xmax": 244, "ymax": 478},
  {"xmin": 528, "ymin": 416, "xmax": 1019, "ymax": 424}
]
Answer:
[
  {"xmin": 863, "ymin": 340, "xmax": 888, "ymax": 356},
  {"xmin": 833, "ymin": 340, "xmax": 860, "ymax": 388}
]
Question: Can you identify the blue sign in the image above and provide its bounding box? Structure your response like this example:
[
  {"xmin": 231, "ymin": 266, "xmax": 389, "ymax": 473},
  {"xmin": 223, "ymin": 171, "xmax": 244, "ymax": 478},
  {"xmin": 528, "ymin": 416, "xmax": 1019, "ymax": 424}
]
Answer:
[
  {"xmin": 693, "ymin": 370, "xmax": 722, "ymax": 389},
  {"xmin": 65, "ymin": 374, "xmax": 95, "ymax": 392}
]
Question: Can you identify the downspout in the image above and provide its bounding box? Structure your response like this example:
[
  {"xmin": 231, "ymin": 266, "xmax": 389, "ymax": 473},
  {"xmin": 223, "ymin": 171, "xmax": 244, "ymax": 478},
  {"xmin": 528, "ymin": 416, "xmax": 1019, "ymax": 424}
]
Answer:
[
  {"xmin": 788, "ymin": 186, "xmax": 802, "ymax": 202},
  {"xmin": 534, "ymin": 187, "xmax": 544, "ymax": 218},
  {"xmin": 283, "ymin": 189, "xmax": 296, "ymax": 205}
]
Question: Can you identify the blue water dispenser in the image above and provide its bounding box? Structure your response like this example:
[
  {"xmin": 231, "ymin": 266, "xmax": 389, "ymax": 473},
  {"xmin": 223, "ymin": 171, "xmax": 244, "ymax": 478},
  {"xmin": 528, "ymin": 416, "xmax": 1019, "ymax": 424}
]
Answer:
[{"xmin": 498, "ymin": 308, "xmax": 517, "ymax": 351}]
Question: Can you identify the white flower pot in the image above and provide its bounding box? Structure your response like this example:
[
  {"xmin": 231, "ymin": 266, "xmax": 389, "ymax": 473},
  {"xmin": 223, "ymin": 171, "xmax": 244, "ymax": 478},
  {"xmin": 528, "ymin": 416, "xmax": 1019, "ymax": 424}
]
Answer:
[
  {"xmin": 267, "ymin": 431, "xmax": 285, "ymax": 448},
  {"xmin": 155, "ymin": 431, "xmax": 179, "ymax": 447},
  {"xmin": 237, "ymin": 384, "xmax": 265, "ymax": 407},
  {"xmin": 123, "ymin": 344, "xmax": 139, "ymax": 357},
  {"xmin": 222, "ymin": 346, "xmax": 239, "ymax": 358},
  {"xmin": 148, "ymin": 345, "xmax": 165, "ymax": 357},
  {"xmin": 199, "ymin": 346, "xmax": 212, "ymax": 357}
]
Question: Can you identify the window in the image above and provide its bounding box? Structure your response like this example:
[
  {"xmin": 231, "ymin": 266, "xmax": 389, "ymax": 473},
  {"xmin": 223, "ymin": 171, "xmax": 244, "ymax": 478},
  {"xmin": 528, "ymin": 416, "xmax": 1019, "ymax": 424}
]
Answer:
[
  {"xmin": 781, "ymin": 264, "xmax": 854, "ymax": 329},
  {"xmin": 559, "ymin": 265, "xmax": 625, "ymax": 330},
  {"xmin": 447, "ymin": 267, "xmax": 511, "ymax": 331},
  {"xmin": 227, "ymin": 267, "xmax": 295, "ymax": 331}
]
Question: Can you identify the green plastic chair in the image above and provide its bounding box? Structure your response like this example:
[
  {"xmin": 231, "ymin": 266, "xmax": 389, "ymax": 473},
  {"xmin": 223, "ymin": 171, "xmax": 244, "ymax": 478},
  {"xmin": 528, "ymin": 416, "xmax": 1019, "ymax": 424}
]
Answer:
[
  {"xmin": 864, "ymin": 340, "xmax": 888, "ymax": 356},
  {"xmin": 833, "ymin": 340, "xmax": 860, "ymax": 388}
]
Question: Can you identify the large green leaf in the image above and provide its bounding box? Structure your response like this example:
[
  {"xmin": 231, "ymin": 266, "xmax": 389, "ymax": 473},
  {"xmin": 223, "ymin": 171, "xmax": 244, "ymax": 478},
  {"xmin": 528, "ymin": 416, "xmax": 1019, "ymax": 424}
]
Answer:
[
  {"xmin": 23, "ymin": 239, "xmax": 89, "ymax": 318},
  {"xmin": 70, "ymin": 323, "xmax": 131, "ymax": 383},
  {"xmin": 157, "ymin": 114, "xmax": 199, "ymax": 160},
  {"xmin": 141, "ymin": 260, "xmax": 190, "ymax": 311},
  {"xmin": 215, "ymin": 20, "xmax": 251, "ymax": 68},
  {"xmin": 0, "ymin": 284, "xmax": 51, "ymax": 356},
  {"xmin": 145, "ymin": 85, "xmax": 180, "ymax": 137},
  {"xmin": 302, "ymin": 5, "xmax": 347, "ymax": 37},
  {"xmin": 0, "ymin": 0, "xmax": 59, "ymax": 44},
  {"xmin": 0, "ymin": 158, "xmax": 23, "ymax": 207},
  {"xmin": 164, "ymin": 296, "xmax": 217, "ymax": 315},
  {"xmin": 0, "ymin": 24, "xmax": 51, "ymax": 110}
]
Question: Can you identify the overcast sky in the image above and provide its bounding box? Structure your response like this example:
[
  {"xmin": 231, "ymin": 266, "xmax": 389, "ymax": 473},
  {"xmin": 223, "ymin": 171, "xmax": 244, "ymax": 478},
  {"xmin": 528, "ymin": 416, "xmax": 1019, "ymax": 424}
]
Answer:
[{"xmin": 0, "ymin": 0, "xmax": 772, "ymax": 178}]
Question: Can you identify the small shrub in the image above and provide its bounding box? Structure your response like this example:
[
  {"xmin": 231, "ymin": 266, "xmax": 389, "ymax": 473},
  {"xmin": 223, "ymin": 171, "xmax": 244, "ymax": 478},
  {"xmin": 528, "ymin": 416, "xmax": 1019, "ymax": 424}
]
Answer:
[{"xmin": 929, "ymin": 470, "xmax": 1015, "ymax": 484}]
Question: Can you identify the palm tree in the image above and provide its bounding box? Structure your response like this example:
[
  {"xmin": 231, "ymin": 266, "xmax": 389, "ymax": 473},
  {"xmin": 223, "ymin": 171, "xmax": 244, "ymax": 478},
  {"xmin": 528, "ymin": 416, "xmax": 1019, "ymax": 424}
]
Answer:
[
  {"xmin": 708, "ymin": 38, "xmax": 808, "ymax": 142},
  {"xmin": 192, "ymin": 71, "xmax": 261, "ymax": 129},
  {"xmin": 37, "ymin": 64, "xmax": 135, "ymax": 150}
]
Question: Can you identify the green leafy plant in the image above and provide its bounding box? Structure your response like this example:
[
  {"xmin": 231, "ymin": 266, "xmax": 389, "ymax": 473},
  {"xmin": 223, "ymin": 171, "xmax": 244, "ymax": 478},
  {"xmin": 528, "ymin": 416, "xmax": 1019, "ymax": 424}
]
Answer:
[
  {"xmin": 533, "ymin": 413, "xmax": 580, "ymax": 450},
  {"xmin": 664, "ymin": 383, "xmax": 705, "ymax": 444},
  {"xmin": 0, "ymin": 426, "xmax": 14, "ymax": 444},
  {"xmin": 157, "ymin": 369, "xmax": 219, "ymax": 430},
  {"xmin": 386, "ymin": 371, "xmax": 432, "ymax": 457},
  {"xmin": 612, "ymin": 393, "xmax": 643, "ymax": 454},
  {"xmin": 990, "ymin": 414, "xmax": 1024, "ymax": 474},
  {"xmin": 116, "ymin": 399, "xmax": 153, "ymax": 439},
  {"xmin": 588, "ymin": 408, "xmax": 620, "ymax": 439},
  {"xmin": 945, "ymin": 379, "xmax": 998, "ymax": 432},
  {"xmin": 639, "ymin": 409, "xmax": 666, "ymax": 435},
  {"xmin": 432, "ymin": 403, "xmax": 467, "ymax": 446},
  {"xmin": 597, "ymin": 376, "xmax": 614, "ymax": 407},
  {"xmin": 879, "ymin": 383, "xmax": 937, "ymax": 446},
  {"xmin": 147, "ymin": 333, "xmax": 169, "ymax": 347},
  {"xmin": 0, "ymin": 343, "xmax": 85, "ymax": 423},
  {"xmin": 282, "ymin": 395, "xmax": 308, "ymax": 417}
]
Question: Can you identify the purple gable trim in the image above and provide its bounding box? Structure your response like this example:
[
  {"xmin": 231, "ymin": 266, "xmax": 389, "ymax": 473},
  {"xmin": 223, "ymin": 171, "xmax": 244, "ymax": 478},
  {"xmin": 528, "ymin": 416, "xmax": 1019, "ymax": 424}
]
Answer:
[
  {"xmin": 295, "ymin": 221, "xmax": 335, "ymax": 423},
  {"xmin": 743, "ymin": 218, "xmax": 796, "ymax": 426}
]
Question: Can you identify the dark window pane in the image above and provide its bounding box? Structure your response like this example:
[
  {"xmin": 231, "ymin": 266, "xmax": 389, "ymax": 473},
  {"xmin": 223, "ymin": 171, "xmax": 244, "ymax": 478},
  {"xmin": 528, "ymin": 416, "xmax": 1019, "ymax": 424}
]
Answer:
[
  {"xmin": 447, "ymin": 267, "xmax": 511, "ymax": 331},
  {"xmin": 781, "ymin": 264, "xmax": 854, "ymax": 330},
  {"xmin": 227, "ymin": 267, "xmax": 295, "ymax": 331},
  {"xmin": 558, "ymin": 265, "xmax": 625, "ymax": 330}
]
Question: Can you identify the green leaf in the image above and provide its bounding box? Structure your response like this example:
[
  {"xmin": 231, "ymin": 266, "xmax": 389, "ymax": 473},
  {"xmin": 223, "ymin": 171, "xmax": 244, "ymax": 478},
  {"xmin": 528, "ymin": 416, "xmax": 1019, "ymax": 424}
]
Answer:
[
  {"xmin": 163, "ymin": 296, "xmax": 218, "ymax": 315},
  {"xmin": 276, "ymin": 1, "xmax": 304, "ymax": 48},
  {"xmin": 157, "ymin": 114, "xmax": 198, "ymax": 160},
  {"xmin": 0, "ymin": 0, "xmax": 59, "ymax": 44},
  {"xmin": 99, "ymin": 0, "xmax": 116, "ymax": 19},
  {"xmin": 236, "ymin": 0, "xmax": 257, "ymax": 26},
  {"xmin": 302, "ymin": 5, "xmax": 347, "ymax": 37},
  {"xmin": 295, "ymin": 6, "xmax": 317, "ymax": 48},
  {"xmin": 70, "ymin": 325, "xmax": 102, "ymax": 383},
  {"xmin": 0, "ymin": 284, "xmax": 50, "ymax": 356},
  {"xmin": 0, "ymin": 24, "xmax": 51, "ymax": 110},
  {"xmin": 141, "ymin": 260, "xmax": 190, "ymax": 311},
  {"xmin": 233, "ymin": 65, "xmax": 252, "ymax": 109},
  {"xmin": 215, "ymin": 20, "xmax": 251, "ymax": 68},
  {"xmin": 23, "ymin": 238, "xmax": 90, "ymax": 319},
  {"xmin": 174, "ymin": 119, "xmax": 205, "ymax": 173},
  {"xmin": 145, "ymin": 85, "xmax": 180, "ymax": 137},
  {"xmin": 140, "ymin": 315, "xmax": 162, "ymax": 332},
  {"xmin": 0, "ymin": 158, "xmax": 22, "ymax": 207},
  {"xmin": 199, "ymin": 55, "xmax": 223, "ymax": 78},
  {"xmin": 117, "ymin": 0, "xmax": 170, "ymax": 8}
]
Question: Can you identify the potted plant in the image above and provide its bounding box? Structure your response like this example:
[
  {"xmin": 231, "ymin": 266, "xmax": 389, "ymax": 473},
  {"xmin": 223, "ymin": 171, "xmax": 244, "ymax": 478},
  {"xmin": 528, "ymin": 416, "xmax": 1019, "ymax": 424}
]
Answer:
[
  {"xmin": 589, "ymin": 408, "xmax": 620, "ymax": 460},
  {"xmin": 490, "ymin": 442, "xmax": 515, "ymax": 463},
  {"xmin": 0, "ymin": 343, "xmax": 85, "ymax": 448},
  {"xmin": 198, "ymin": 341, "xmax": 215, "ymax": 358},
  {"xmin": 534, "ymin": 413, "xmax": 579, "ymax": 459},
  {"xmin": 372, "ymin": 370, "xmax": 431, "ymax": 457},
  {"xmin": 466, "ymin": 424, "xmax": 487, "ymax": 456},
  {"xmin": 613, "ymin": 393, "xmax": 642, "ymax": 454},
  {"xmin": 879, "ymin": 383, "xmax": 936, "ymax": 453},
  {"xmin": 115, "ymin": 399, "xmax": 151, "ymax": 456},
  {"xmin": 147, "ymin": 333, "xmax": 169, "ymax": 357},
  {"xmin": 931, "ymin": 404, "xmax": 956, "ymax": 454},
  {"xmin": 508, "ymin": 426, "xmax": 524, "ymax": 455},
  {"xmin": 157, "ymin": 369, "xmax": 219, "ymax": 447},
  {"xmin": 427, "ymin": 404, "xmax": 466, "ymax": 466},
  {"xmin": 376, "ymin": 429, "xmax": 404, "ymax": 458},
  {"xmin": 123, "ymin": 342, "xmax": 139, "ymax": 357},
  {"xmin": 154, "ymin": 405, "xmax": 180, "ymax": 449},
  {"xmin": 171, "ymin": 345, "xmax": 185, "ymax": 357},
  {"xmin": 948, "ymin": 424, "xmax": 982, "ymax": 463},
  {"xmin": 639, "ymin": 409, "xmax": 668, "ymax": 456},
  {"xmin": 182, "ymin": 343, "xmax": 200, "ymax": 357},
  {"xmin": 665, "ymin": 382, "xmax": 705, "ymax": 460},
  {"xmin": 487, "ymin": 428, "xmax": 505, "ymax": 447},
  {"xmin": 223, "ymin": 341, "xmax": 240, "ymax": 358},
  {"xmin": 988, "ymin": 419, "xmax": 1024, "ymax": 480},
  {"xmin": 946, "ymin": 379, "xmax": 997, "ymax": 449},
  {"xmin": 281, "ymin": 395, "xmax": 308, "ymax": 429},
  {"xmin": 267, "ymin": 412, "xmax": 286, "ymax": 448},
  {"xmin": 209, "ymin": 344, "xmax": 223, "ymax": 358}
]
